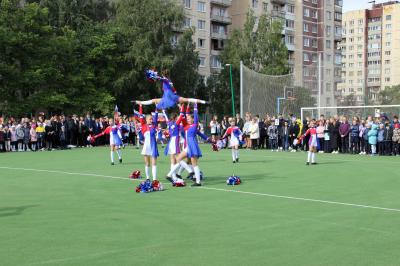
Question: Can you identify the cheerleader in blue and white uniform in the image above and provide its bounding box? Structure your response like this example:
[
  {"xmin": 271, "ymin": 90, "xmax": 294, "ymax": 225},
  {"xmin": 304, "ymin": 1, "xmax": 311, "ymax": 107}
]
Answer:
[
  {"xmin": 135, "ymin": 120, "xmax": 144, "ymax": 149},
  {"xmin": 157, "ymin": 123, "xmax": 165, "ymax": 148},
  {"xmin": 165, "ymin": 103, "xmax": 213, "ymax": 186},
  {"xmin": 139, "ymin": 104, "xmax": 159, "ymax": 181},
  {"xmin": 94, "ymin": 118, "xmax": 123, "ymax": 165},
  {"xmin": 220, "ymin": 118, "xmax": 245, "ymax": 163},
  {"xmin": 136, "ymin": 70, "xmax": 210, "ymax": 109}
]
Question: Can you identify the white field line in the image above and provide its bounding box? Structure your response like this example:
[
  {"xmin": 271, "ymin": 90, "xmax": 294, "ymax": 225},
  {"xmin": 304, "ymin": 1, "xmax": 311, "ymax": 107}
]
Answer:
[{"xmin": 2, "ymin": 166, "xmax": 400, "ymax": 212}]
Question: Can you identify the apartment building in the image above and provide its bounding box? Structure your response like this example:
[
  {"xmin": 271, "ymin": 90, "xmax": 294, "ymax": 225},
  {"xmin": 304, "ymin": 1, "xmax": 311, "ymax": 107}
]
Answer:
[
  {"xmin": 339, "ymin": 1, "xmax": 400, "ymax": 105},
  {"xmin": 229, "ymin": 0, "xmax": 342, "ymax": 112},
  {"xmin": 173, "ymin": 0, "xmax": 232, "ymax": 82}
]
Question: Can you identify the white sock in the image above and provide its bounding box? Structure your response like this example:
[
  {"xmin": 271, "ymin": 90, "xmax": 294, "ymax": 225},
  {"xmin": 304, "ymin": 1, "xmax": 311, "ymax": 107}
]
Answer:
[
  {"xmin": 152, "ymin": 165, "xmax": 157, "ymax": 181},
  {"xmin": 141, "ymin": 100, "xmax": 153, "ymax": 105},
  {"xmin": 167, "ymin": 164, "xmax": 181, "ymax": 177},
  {"xmin": 312, "ymin": 153, "xmax": 315, "ymax": 163},
  {"xmin": 179, "ymin": 160, "xmax": 193, "ymax": 173},
  {"xmin": 194, "ymin": 166, "xmax": 201, "ymax": 183},
  {"xmin": 190, "ymin": 164, "xmax": 195, "ymax": 173},
  {"xmin": 33, "ymin": 144, "xmax": 36, "ymax": 150},
  {"xmin": 145, "ymin": 166, "xmax": 150, "ymax": 180},
  {"xmin": 307, "ymin": 151, "xmax": 312, "ymax": 163},
  {"xmin": 117, "ymin": 149, "xmax": 122, "ymax": 159},
  {"xmin": 235, "ymin": 149, "xmax": 239, "ymax": 159},
  {"xmin": 171, "ymin": 164, "xmax": 177, "ymax": 179},
  {"xmin": 161, "ymin": 141, "xmax": 164, "ymax": 146},
  {"xmin": 232, "ymin": 149, "xmax": 236, "ymax": 161},
  {"xmin": 178, "ymin": 166, "xmax": 185, "ymax": 175},
  {"xmin": 111, "ymin": 151, "xmax": 114, "ymax": 162},
  {"xmin": 137, "ymin": 139, "xmax": 139, "ymax": 147}
]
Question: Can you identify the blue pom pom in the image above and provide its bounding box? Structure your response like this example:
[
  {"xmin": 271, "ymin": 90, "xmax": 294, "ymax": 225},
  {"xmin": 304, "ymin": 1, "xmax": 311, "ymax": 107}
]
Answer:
[
  {"xmin": 145, "ymin": 69, "xmax": 158, "ymax": 82},
  {"xmin": 227, "ymin": 175, "xmax": 241, "ymax": 185}
]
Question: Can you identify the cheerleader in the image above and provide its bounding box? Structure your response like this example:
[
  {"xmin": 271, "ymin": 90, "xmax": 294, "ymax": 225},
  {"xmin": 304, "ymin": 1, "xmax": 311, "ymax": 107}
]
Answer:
[
  {"xmin": 94, "ymin": 118, "xmax": 123, "ymax": 165},
  {"xmin": 165, "ymin": 103, "xmax": 213, "ymax": 186},
  {"xmin": 139, "ymin": 104, "xmax": 159, "ymax": 181},
  {"xmin": 300, "ymin": 120, "xmax": 320, "ymax": 165},
  {"xmin": 220, "ymin": 118, "xmax": 244, "ymax": 163},
  {"xmin": 157, "ymin": 123, "xmax": 165, "ymax": 148},
  {"xmin": 136, "ymin": 70, "xmax": 210, "ymax": 109},
  {"xmin": 135, "ymin": 120, "xmax": 144, "ymax": 149}
]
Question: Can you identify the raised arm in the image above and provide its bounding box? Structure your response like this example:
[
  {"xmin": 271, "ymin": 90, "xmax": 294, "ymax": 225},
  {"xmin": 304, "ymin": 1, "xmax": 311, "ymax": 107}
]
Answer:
[
  {"xmin": 95, "ymin": 126, "xmax": 111, "ymax": 138},
  {"xmin": 175, "ymin": 104, "xmax": 185, "ymax": 125},
  {"xmin": 139, "ymin": 105, "xmax": 145, "ymax": 127},
  {"xmin": 194, "ymin": 104, "xmax": 198, "ymax": 125},
  {"xmin": 221, "ymin": 128, "xmax": 230, "ymax": 139},
  {"xmin": 300, "ymin": 129, "xmax": 311, "ymax": 139},
  {"xmin": 197, "ymin": 130, "xmax": 212, "ymax": 143},
  {"xmin": 153, "ymin": 109, "xmax": 158, "ymax": 126},
  {"xmin": 162, "ymin": 109, "xmax": 170, "ymax": 123}
]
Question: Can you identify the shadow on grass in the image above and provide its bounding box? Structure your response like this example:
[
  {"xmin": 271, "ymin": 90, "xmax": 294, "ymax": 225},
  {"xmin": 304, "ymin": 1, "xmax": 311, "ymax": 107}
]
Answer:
[
  {"xmin": 0, "ymin": 205, "xmax": 39, "ymax": 218},
  {"xmin": 202, "ymin": 173, "xmax": 274, "ymax": 185}
]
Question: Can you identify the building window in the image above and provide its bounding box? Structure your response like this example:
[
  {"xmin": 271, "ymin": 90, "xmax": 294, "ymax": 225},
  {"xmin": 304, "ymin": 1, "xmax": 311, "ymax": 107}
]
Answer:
[
  {"xmin": 357, "ymin": 71, "xmax": 362, "ymax": 75},
  {"xmin": 358, "ymin": 27, "xmax": 363, "ymax": 33},
  {"xmin": 326, "ymin": 69, "xmax": 331, "ymax": 77},
  {"xmin": 198, "ymin": 1, "xmax": 205, "ymax": 12},
  {"xmin": 349, "ymin": 80, "xmax": 354, "ymax": 85},
  {"xmin": 349, "ymin": 46, "xmax": 354, "ymax": 51},
  {"xmin": 185, "ymin": 18, "xmax": 191, "ymax": 27},
  {"xmin": 198, "ymin": 20, "xmax": 205, "ymax": 30},
  {"xmin": 326, "ymin": 54, "xmax": 331, "ymax": 63},
  {"xmin": 367, "ymin": 43, "xmax": 381, "ymax": 49},
  {"xmin": 304, "ymin": 23, "xmax": 309, "ymax": 32},
  {"xmin": 358, "ymin": 45, "xmax": 363, "ymax": 50},
  {"xmin": 263, "ymin": 2, "xmax": 268, "ymax": 11},
  {"xmin": 349, "ymin": 38, "xmax": 354, "ymax": 43},
  {"xmin": 327, "ymin": 11, "xmax": 331, "ymax": 19},
  {"xmin": 285, "ymin": 35, "xmax": 294, "ymax": 44},
  {"xmin": 386, "ymin": 15, "xmax": 391, "ymax": 20},
  {"xmin": 185, "ymin": 0, "xmax": 191, "ymax": 8},
  {"xmin": 386, "ymin": 42, "xmax": 391, "ymax": 47},
  {"xmin": 198, "ymin": 38, "xmax": 205, "ymax": 49},
  {"xmin": 357, "ymin": 87, "xmax": 362, "ymax": 92},
  {"xmin": 385, "ymin": 51, "xmax": 391, "ymax": 56},
  {"xmin": 211, "ymin": 57, "xmax": 221, "ymax": 68},
  {"xmin": 385, "ymin": 68, "xmax": 390, "ymax": 74},
  {"xmin": 385, "ymin": 77, "xmax": 390, "ymax": 82},
  {"xmin": 349, "ymin": 71, "xmax": 354, "ymax": 76},
  {"xmin": 312, "ymin": 25, "xmax": 317, "ymax": 33},
  {"xmin": 386, "ymin": 24, "xmax": 391, "ymax": 29},
  {"xmin": 326, "ymin": 83, "xmax": 331, "ymax": 91},
  {"xmin": 312, "ymin": 10, "xmax": 317, "ymax": 18},
  {"xmin": 358, "ymin": 19, "xmax": 363, "ymax": 24},
  {"xmin": 357, "ymin": 54, "xmax": 362, "ymax": 59},
  {"xmin": 335, "ymin": 12, "xmax": 342, "ymax": 20},
  {"xmin": 368, "ymin": 17, "xmax": 381, "ymax": 22},
  {"xmin": 357, "ymin": 96, "xmax": 363, "ymax": 101},
  {"xmin": 199, "ymin": 57, "xmax": 205, "ymax": 67},
  {"xmin": 357, "ymin": 62, "xmax": 362, "ymax": 67},
  {"xmin": 349, "ymin": 21, "xmax": 354, "ymax": 26},
  {"xmin": 304, "ymin": 38, "xmax": 309, "ymax": 47},
  {"xmin": 368, "ymin": 25, "xmax": 381, "ymax": 31},
  {"xmin": 304, "ymin": 8, "xmax": 309, "ymax": 17},
  {"xmin": 368, "ymin": 69, "xmax": 380, "ymax": 74},
  {"xmin": 286, "ymin": 20, "xmax": 295, "ymax": 28},
  {"xmin": 252, "ymin": 0, "xmax": 258, "ymax": 8},
  {"xmin": 287, "ymin": 5, "xmax": 294, "ymax": 13},
  {"xmin": 349, "ymin": 63, "xmax": 354, "ymax": 68},
  {"xmin": 357, "ymin": 78, "xmax": 362, "ymax": 84},
  {"xmin": 312, "ymin": 83, "xmax": 317, "ymax": 91},
  {"xmin": 342, "ymin": 29, "xmax": 346, "ymax": 34},
  {"xmin": 367, "ymin": 77, "xmax": 380, "ymax": 83},
  {"xmin": 349, "ymin": 54, "xmax": 354, "ymax": 60},
  {"xmin": 171, "ymin": 35, "xmax": 178, "ymax": 44},
  {"xmin": 358, "ymin": 37, "xmax": 363, "ymax": 41},
  {"xmin": 254, "ymin": 17, "xmax": 259, "ymax": 25},
  {"xmin": 326, "ymin": 40, "xmax": 331, "ymax": 48},
  {"xmin": 349, "ymin": 88, "xmax": 354, "ymax": 93},
  {"xmin": 349, "ymin": 29, "xmax": 354, "ymax": 34},
  {"xmin": 304, "ymin": 68, "xmax": 309, "ymax": 76},
  {"xmin": 312, "ymin": 68, "xmax": 317, "ymax": 76},
  {"xmin": 367, "ymin": 60, "xmax": 381, "ymax": 65},
  {"xmin": 312, "ymin": 0, "xmax": 317, "ymax": 3},
  {"xmin": 304, "ymin": 53, "xmax": 309, "ymax": 61},
  {"xmin": 312, "ymin": 39, "xmax": 317, "ymax": 47},
  {"xmin": 367, "ymin": 52, "xmax": 381, "ymax": 57},
  {"xmin": 304, "ymin": 82, "xmax": 309, "ymax": 88},
  {"xmin": 327, "ymin": 26, "xmax": 331, "ymax": 34},
  {"xmin": 312, "ymin": 54, "xmax": 317, "ymax": 62}
]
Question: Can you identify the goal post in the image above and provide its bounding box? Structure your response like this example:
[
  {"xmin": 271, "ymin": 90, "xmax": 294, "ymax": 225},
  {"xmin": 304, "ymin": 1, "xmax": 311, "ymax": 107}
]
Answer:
[{"xmin": 301, "ymin": 105, "xmax": 400, "ymax": 123}]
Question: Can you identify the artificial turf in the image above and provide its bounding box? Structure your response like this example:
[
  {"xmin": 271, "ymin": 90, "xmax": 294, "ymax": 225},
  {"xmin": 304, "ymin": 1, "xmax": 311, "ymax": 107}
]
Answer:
[{"xmin": 1, "ymin": 145, "xmax": 400, "ymax": 265}]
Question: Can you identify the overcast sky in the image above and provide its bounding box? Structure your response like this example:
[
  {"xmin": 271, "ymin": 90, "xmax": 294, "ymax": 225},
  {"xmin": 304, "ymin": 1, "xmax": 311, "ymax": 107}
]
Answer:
[{"xmin": 343, "ymin": 0, "xmax": 391, "ymax": 13}]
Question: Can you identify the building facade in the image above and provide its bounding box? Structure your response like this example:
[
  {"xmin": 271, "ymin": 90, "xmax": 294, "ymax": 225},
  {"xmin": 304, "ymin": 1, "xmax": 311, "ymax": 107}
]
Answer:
[{"xmin": 339, "ymin": 1, "xmax": 400, "ymax": 105}]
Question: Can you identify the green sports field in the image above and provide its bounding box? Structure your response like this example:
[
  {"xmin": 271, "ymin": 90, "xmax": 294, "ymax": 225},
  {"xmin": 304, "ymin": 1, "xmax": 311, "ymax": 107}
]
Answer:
[{"xmin": 1, "ymin": 145, "xmax": 400, "ymax": 265}]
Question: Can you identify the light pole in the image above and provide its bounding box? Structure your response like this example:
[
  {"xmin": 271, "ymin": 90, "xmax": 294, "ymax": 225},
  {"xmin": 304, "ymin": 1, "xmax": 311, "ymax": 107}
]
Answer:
[{"xmin": 226, "ymin": 64, "xmax": 235, "ymax": 117}]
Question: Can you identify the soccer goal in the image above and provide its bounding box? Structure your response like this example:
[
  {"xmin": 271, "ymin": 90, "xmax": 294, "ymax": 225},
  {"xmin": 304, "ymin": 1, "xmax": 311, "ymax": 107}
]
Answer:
[{"xmin": 300, "ymin": 105, "xmax": 400, "ymax": 123}]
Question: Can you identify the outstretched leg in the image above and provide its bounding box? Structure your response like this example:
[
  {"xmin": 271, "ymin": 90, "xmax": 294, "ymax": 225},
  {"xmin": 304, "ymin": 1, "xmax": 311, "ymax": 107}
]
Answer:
[
  {"xmin": 178, "ymin": 97, "xmax": 211, "ymax": 105},
  {"xmin": 135, "ymin": 99, "xmax": 161, "ymax": 106}
]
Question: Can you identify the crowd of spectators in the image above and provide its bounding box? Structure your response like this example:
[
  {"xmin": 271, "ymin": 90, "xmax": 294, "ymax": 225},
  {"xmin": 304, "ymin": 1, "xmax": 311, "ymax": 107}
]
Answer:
[
  {"xmin": 210, "ymin": 112, "xmax": 400, "ymax": 156},
  {"xmin": 0, "ymin": 114, "xmax": 140, "ymax": 152}
]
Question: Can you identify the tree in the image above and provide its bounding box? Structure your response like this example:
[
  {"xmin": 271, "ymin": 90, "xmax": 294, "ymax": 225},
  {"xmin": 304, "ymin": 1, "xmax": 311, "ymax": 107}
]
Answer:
[{"xmin": 378, "ymin": 85, "xmax": 400, "ymax": 105}]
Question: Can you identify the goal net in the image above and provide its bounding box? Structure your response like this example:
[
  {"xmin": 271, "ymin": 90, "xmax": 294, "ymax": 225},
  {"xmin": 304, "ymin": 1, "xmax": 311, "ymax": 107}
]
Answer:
[{"xmin": 301, "ymin": 105, "xmax": 400, "ymax": 123}]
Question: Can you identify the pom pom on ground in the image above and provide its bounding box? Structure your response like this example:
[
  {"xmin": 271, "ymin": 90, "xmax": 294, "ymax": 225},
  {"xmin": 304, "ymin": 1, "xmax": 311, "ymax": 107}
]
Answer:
[
  {"xmin": 135, "ymin": 180, "xmax": 163, "ymax": 193},
  {"xmin": 227, "ymin": 175, "xmax": 241, "ymax": 185},
  {"xmin": 172, "ymin": 178, "xmax": 186, "ymax": 187},
  {"xmin": 152, "ymin": 180, "xmax": 164, "ymax": 191},
  {"xmin": 130, "ymin": 170, "xmax": 142, "ymax": 179}
]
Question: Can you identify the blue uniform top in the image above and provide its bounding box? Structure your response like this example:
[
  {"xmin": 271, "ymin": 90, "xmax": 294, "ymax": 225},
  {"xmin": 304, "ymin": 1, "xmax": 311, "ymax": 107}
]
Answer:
[{"xmin": 156, "ymin": 77, "xmax": 181, "ymax": 109}]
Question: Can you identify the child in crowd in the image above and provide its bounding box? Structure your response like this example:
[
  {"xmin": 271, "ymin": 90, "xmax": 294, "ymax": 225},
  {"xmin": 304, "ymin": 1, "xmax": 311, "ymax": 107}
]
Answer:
[
  {"xmin": 393, "ymin": 124, "xmax": 400, "ymax": 156},
  {"xmin": 289, "ymin": 118, "xmax": 300, "ymax": 152},
  {"xmin": 16, "ymin": 124, "xmax": 24, "ymax": 152},
  {"xmin": 30, "ymin": 124, "xmax": 37, "ymax": 151},
  {"xmin": 324, "ymin": 119, "xmax": 331, "ymax": 153},
  {"xmin": 267, "ymin": 120, "xmax": 278, "ymax": 152},
  {"xmin": 349, "ymin": 120, "xmax": 359, "ymax": 154},
  {"xmin": 60, "ymin": 126, "xmax": 67, "ymax": 150},
  {"xmin": 316, "ymin": 121, "xmax": 325, "ymax": 153},
  {"xmin": 362, "ymin": 124, "xmax": 370, "ymax": 155},
  {"xmin": 0, "ymin": 125, "xmax": 4, "ymax": 152},
  {"xmin": 384, "ymin": 123, "xmax": 393, "ymax": 156},
  {"xmin": 10, "ymin": 125, "xmax": 17, "ymax": 152},
  {"xmin": 23, "ymin": 123, "xmax": 31, "ymax": 151},
  {"xmin": 368, "ymin": 124, "xmax": 377, "ymax": 156},
  {"xmin": 280, "ymin": 120, "xmax": 290, "ymax": 152},
  {"xmin": 358, "ymin": 121, "xmax": 366, "ymax": 154},
  {"xmin": 377, "ymin": 124, "xmax": 385, "ymax": 156},
  {"xmin": 4, "ymin": 126, "xmax": 11, "ymax": 152},
  {"xmin": 36, "ymin": 122, "xmax": 45, "ymax": 150}
]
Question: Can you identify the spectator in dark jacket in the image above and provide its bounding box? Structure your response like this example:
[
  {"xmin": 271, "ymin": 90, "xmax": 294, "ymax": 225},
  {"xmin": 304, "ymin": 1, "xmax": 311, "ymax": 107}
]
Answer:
[
  {"xmin": 84, "ymin": 113, "xmax": 94, "ymax": 147},
  {"xmin": 288, "ymin": 118, "xmax": 299, "ymax": 151},
  {"xmin": 60, "ymin": 126, "xmax": 67, "ymax": 150},
  {"xmin": 45, "ymin": 121, "xmax": 55, "ymax": 151},
  {"xmin": 258, "ymin": 118, "xmax": 267, "ymax": 149},
  {"xmin": 66, "ymin": 115, "xmax": 76, "ymax": 146},
  {"xmin": 349, "ymin": 120, "xmax": 359, "ymax": 154},
  {"xmin": 384, "ymin": 123, "xmax": 393, "ymax": 155},
  {"xmin": 301, "ymin": 116, "xmax": 310, "ymax": 152},
  {"xmin": 339, "ymin": 117, "xmax": 350, "ymax": 154},
  {"xmin": 235, "ymin": 114, "xmax": 244, "ymax": 148}
]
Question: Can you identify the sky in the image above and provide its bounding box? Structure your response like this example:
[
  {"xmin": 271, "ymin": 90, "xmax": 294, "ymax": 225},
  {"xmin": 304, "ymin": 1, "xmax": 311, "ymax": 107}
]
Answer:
[{"xmin": 343, "ymin": 0, "xmax": 392, "ymax": 13}]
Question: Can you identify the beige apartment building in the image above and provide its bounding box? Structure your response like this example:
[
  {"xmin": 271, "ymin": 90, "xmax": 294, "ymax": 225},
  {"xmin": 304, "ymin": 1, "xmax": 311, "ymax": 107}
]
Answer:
[{"xmin": 339, "ymin": 1, "xmax": 400, "ymax": 105}]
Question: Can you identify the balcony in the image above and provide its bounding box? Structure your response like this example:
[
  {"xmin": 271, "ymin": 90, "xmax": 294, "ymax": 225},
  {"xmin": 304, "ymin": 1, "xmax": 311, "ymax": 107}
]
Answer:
[
  {"xmin": 285, "ymin": 43, "xmax": 295, "ymax": 51},
  {"xmin": 287, "ymin": 59, "xmax": 294, "ymax": 65},
  {"xmin": 271, "ymin": 0, "xmax": 286, "ymax": 5},
  {"xmin": 211, "ymin": 13, "xmax": 232, "ymax": 24},
  {"xmin": 283, "ymin": 28, "xmax": 295, "ymax": 36},
  {"xmin": 335, "ymin": 21, "xmax": 342, "ymax": 27},
  {"xmin": 210, "ymin": 0, "xmax": 232, "ymax": 7},
  {"xmin": 334, "ymin": 91, "xmax": 342, "ymax": 96},
  {"xmin": 270, "ymin": 10, "xmax": 286, "ymax": 18},
  {"xmin": 334, "ymin": 76, "xmax": 342, "ymax": 83},
  {"xmin": 335, "ymin": 5, "xmax": 342, "ymax": 13},
  {"xmin": 211, "ymin": 31, "xmax": 227, "ymax": 39},
  {"xmin": 367, "ymin": 82, "xmax": 381, "ymax": 87},
  {"xmin": 211, "ymin": 50, "xmax": 220, "ymax": 56},
  {"xmin": 334, "ymin": 34, "xmax": 342, "ymax": 42},
  {"xmin": 172, "ymin": 26, "xmax": 185, "ymax": 33},
  {"xmin": 334, "ymin": 49, "xmax": 342, "ymax": 55}
]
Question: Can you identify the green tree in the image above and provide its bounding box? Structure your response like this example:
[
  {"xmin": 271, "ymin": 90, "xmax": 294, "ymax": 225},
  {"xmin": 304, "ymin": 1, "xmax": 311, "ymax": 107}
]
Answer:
[{"xmin": 378, "ymin": 85, "xmax": 400, "ymax": 105}]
